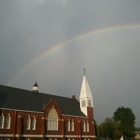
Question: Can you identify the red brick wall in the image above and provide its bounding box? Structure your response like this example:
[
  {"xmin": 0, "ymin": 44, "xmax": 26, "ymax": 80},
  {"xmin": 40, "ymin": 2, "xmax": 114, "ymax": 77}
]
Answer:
[
  {"xmin": 0, "ymin": 99, "xmax": 96, "ymax": 140},
  {"xmin": 16, "ymin": 111, "xmax": 43, "ymax": 135},
  {"xmin": 0, "ymin": 109, "xmax": 15, "ymax": 134},
  {"xmin": 87, "ymin": 107, "xmax": 96, "ymax": 136}
]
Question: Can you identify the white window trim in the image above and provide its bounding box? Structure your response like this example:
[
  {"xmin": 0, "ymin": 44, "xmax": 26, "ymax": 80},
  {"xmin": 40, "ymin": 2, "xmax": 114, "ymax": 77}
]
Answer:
[
  {"xmin": 47, "ymin": 108, "xmax": 58, "ymax": 131},
  {"xmin": 5, "ymin": 114, "xmax": 11, "ymax": 129},
  {"xmin": 71, "ymin": 119, "xmax": 74, "ymax": 131},
  {"xmin": 87, "ymin": 121, "xmax": 89, "ymax": 132},
  {"xmin": 82, "ymin": 100, "xmax": 86, "ymax": 107},
  {"xmin": 83, "ymin": 121, "xmax": 86, "ymax": 132},
  {"xmin": 88, "ymin": 100, "xmax": 91, "ymax": 107},
  {"xmin": 26, "ymin": 116, "xmax": 31, "ymax": 130},
  {"xmin": 0, "ymin": 113, "xmax": 4, "ymax": 129},
  {"xmin": 31, "ymin": 116, "xmax": 36, "ymax": 130},
  {"xmin": 67, "ymin": 119, "xmax": 70, "ymax": 131}
]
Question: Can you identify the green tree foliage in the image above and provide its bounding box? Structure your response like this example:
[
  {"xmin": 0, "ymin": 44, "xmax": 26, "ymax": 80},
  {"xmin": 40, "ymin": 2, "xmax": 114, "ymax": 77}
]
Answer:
[
  {"xmin": 98, "ymin": 117, "xmax": 121, "ymax": 140},
  {"xmin": 113, "ymin": 107, "xmax": 136, "ymax": 139},
  {"xmin": 94, "ymin": 120, "xmax": 98, "ymax": 138}
]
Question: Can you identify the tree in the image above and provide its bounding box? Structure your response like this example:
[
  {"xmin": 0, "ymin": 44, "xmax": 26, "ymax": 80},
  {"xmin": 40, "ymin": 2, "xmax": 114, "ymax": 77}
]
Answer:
[
  {"xmin": 113, "ymin": 107, "xmax": 136, "ymax": 139},
  {"xmin": 94, "ymin": 120, "xmax": 98, "ymax": 138},
  {"xmin": 98, "ymin": 117, "xmax": 121, "ymax": 140}
]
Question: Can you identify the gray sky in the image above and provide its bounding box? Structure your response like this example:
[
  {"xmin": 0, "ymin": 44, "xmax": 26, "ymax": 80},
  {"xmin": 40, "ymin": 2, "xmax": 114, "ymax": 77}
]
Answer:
[{"xmin": 0, "ymin": 0, "xmax": 140, "ymax": 127}]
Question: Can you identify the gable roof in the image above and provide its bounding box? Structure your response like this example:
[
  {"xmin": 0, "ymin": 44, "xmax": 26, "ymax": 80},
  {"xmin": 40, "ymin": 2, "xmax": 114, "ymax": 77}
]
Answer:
[{"xmin": 0, "ymin": 85, "xmax": 86, "ymax": 117}]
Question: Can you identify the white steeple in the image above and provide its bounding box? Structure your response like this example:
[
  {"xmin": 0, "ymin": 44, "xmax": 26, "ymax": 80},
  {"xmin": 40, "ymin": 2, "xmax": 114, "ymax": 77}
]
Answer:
[{"xmin": 79, "ymin": 69, "xmax": 93, "ymax": 116}]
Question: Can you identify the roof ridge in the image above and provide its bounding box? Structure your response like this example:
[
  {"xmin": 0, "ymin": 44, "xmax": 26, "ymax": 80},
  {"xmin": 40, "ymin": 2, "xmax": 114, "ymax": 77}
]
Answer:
[
  {"xmin": 0, "ymin": 85, "xmax": 73, "ymax": 99},
  {"xmin": 0, "ymin": 85, "xmax": 30, "ymax": 92}
]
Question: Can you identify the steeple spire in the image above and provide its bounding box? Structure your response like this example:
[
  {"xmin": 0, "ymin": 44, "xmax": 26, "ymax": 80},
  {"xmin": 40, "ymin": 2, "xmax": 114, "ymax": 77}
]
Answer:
[{"xmin": 79, "ymin": 71, "xmax": 93, "ymax": 116}]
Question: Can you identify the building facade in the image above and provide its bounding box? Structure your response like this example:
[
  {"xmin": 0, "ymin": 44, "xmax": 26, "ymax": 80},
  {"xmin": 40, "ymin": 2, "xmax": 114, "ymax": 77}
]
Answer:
[{"xmin": 0, "ymin": 74, "xmax": 96, "ymax": 140}]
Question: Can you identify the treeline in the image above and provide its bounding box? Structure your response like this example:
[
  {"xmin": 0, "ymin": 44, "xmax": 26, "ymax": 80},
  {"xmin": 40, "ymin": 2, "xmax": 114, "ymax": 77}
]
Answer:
[{"xmin": 95, "ymin": 107, "xmax": 136, "ymax": 140}]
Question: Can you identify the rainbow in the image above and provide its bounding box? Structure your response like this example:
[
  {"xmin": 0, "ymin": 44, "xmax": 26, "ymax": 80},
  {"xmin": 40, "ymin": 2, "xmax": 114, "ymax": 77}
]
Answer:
[{"xmin": 7, "ymin": 24, "xmax": 140, "ymax": 86}]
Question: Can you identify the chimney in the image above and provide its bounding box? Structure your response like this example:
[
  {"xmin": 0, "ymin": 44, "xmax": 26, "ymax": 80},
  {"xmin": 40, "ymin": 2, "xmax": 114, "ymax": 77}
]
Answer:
[{"xmin": 72, "ymin": 95, "xmax": 76, "ymax": 99}]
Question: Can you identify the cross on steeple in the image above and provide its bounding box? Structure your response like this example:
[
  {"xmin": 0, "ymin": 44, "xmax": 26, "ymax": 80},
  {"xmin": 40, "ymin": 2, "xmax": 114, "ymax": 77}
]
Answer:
[{"xmin": 84, "ymin": 68, "xmax": 86, "ymax": 75}]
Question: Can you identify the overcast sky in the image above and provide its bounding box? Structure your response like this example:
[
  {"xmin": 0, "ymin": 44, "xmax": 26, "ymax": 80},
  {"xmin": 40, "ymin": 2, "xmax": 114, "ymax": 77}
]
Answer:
[{"xmin": 0, "ymin": 0, "xmax": 140, "ymax": 127}]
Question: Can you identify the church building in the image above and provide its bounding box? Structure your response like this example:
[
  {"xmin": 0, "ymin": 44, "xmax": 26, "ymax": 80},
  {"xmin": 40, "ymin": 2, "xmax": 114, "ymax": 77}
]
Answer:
[{"xmin": 0, "ymin": 73, "xmax": 96, "ymax": 140}]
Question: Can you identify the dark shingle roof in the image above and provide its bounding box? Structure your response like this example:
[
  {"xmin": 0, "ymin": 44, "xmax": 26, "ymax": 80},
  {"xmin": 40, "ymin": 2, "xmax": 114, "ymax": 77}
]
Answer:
[{"xmin": 0, "ymin": 85, "xmax": 86, "ymax": 117}]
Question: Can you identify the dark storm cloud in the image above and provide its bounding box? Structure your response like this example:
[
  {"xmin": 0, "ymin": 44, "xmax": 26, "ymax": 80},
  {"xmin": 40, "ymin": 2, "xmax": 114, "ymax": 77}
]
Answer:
[{"xmin": 0, "ymin": 0, "xmax": 140, "ymax": 126}]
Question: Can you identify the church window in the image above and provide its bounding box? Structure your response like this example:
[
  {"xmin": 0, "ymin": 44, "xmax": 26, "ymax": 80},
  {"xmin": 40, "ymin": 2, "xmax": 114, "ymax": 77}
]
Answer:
[
  {"xmin": 87, "ymin": 121, "xmax": 89, "ymax": 132},
  {"xmin": 88, "ymin": 100, "xmax": 91, "ymax": 107},
  {"xmin": 67, "ymin": 119, "xmax": 70, "ymax": 131},
  {"xmin": 47, "ymin": 108, "xmax": 58, "ymax": 130},
  {"xmin": 26, "ymin": 116, "xmax": 31, "ymax": 130},
  {"xmin": 71, "ymin": 119, "xmax": 74, "ymax": 131},
  {"xmin": 5, "ymin": 114, "xmax": 11, "ymax": 129},
  {"xmin": 31, "ymin": 116, "xmax": 36, "ymax": 130},
  {"xmin": 0, "ymin": 113, "xmax": 4, "ymax": 129},
  {"xmin": 82, "ymin": 100, "xmax": 86, "ymax": 107},
  {"xmin": 83, "ymin": 121, "xmax": 86, "ymax": 132}
]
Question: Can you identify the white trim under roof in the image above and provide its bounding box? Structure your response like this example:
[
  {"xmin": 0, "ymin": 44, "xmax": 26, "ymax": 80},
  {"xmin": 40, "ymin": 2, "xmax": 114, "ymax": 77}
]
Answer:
[
  {"xmin": 0, "ymin": 108, "xmax": 43, "ymax": 114},
  {"xmin": 62, "ymin": 114, "xmax": 88, "ymax": 118}
]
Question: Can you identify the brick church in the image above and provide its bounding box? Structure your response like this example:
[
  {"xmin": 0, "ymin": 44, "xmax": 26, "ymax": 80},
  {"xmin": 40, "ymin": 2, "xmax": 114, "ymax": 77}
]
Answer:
[{"xmin": 0, "ymin": 73, "xmax": 96, "ymax": 140}]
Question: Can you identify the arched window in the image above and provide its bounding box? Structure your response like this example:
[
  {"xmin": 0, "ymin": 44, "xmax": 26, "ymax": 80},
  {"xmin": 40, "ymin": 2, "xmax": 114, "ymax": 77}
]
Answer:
[
  {"xmin": 31, "ymin": 116, "xmax": 36, "ymax": 130},
  {"xmin": 88, "ymin": 100, "xmax": 92, "ymax": 107},
  {"xmin": 83, "ymin": 121, "xmax": 86, "ymax": 132},
  {"xmin": 47, "ymin": 108, "xmax": 58, "ymax": 130},
  {"xmin": 87, "ymin": 121, "xmax": 89, "ymax": 132},
  {"xmin": 5, "ymin": 115, "xmax": 11, "ymax": 129},
  {"xmin": 67, "ymin": 119, "xmax": 70, "ymax": 131},
  {"xmin": 26, "ymin": 116, "xmax": 31, "ymax": 130},
  {"xmin": 0, "ymin": 113, "xmax": 4, "ymax": 129},
  {"xmin": 71, "ymin": 119, "xmax": 74, "ymax": 131},
  {"xmin": 82, "ymin": 100, "xmax": 86, "ymax": 107}
]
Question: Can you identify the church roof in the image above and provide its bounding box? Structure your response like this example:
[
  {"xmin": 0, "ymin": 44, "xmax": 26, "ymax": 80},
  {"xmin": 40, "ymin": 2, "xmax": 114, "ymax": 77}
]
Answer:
[{"xmin": 0, "ymin": 85, "xmax": 86, "ymax": 117}]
